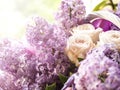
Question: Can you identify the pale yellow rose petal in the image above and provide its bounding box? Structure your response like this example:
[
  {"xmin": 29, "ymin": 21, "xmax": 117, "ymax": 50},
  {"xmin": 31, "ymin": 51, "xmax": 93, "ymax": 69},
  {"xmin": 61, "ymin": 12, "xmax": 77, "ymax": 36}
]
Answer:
[
  {"xmin": 72, "ymin": 24, "xmax": 95, "ymax": 32},
  {"xmin": 71, "ymin": 24, "xmax": 103, "ymax": 43},
  {"xmin": 98, "ymin": 30, "xmax": 120, "ymax": 50},
  {"xmin": 66, "ymin": 34, "xmax": 95, "ymax": 66}
]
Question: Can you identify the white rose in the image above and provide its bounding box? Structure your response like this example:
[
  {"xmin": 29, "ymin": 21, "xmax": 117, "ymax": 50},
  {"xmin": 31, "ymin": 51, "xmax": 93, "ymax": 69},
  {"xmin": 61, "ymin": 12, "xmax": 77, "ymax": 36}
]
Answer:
[
  {"xmin": 71, "ymin": 24, "xmax": 103, "ymax": 43},
  {"xmin": 66, "ymin": 34, "xmax": 95, "ymax": 66},
  {"xmin": 98, "ymin": 30, "xmax": 120, "ymax": 50},
  {"xmin": 72, "ymin": 24, "xmax": 95, "ymax": 31}
]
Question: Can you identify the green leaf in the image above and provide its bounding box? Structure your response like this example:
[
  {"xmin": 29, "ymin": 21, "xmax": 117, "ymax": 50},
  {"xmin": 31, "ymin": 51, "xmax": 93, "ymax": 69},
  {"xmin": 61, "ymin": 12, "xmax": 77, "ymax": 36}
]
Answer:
[
  {"xmin": 45, "ymin": 83, "xmax": 56, "ymax": 90},
  {"xmin": 93, "ymin": 0, "xmax": 109, "ymax": 11},
  {"xmin": 59, "ymin": 73, "xmax": 68, "ymax": 84},
  {"xmin": 78, "ymin": 58, "xmax": 83, "ymax": 62},
  {"xmin": 98, "ymin": 71, "xmax": 108, "ymax": 83},
  {"xmin": 69, "ymin": 72, "xmax": 73, "ymax": 76}
]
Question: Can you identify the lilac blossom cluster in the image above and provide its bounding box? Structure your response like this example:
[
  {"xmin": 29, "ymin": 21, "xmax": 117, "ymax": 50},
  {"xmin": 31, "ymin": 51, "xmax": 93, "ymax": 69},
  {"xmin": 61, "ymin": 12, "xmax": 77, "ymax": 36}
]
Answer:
[
  {"xmin": 0, "ymin": 15, "xmax": 75, "ymax": 89},
  {"xmin": 0, "ymin": 39, "xmax": 37, "ymax": 90},
  {"xmin": 62, "ymin": 44, "xmax": 120, "ymax": 90},
  {"xmin": 55, "ymin": 0, "xmax": 86, "ymax": 35},
  {"xmin": 26, "ymin": 16, "xmax": 68, "ymax": 51},
  {"xmin": 26, "ymin": 16, "xmax": 75, "ymax": 89},
  {"xmin": 26, "ymin": 16, "xmax": 54, "ymax": 48},
  {"xmin": 0, "ymin": 0, "xmax": 88, "ymax": 89}
]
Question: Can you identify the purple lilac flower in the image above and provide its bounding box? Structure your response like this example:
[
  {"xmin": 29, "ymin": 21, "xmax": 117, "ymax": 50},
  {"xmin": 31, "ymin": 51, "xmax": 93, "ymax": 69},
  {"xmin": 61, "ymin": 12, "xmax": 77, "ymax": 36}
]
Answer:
[
  {"xmin": 21, "ymin": 16, "xmax": 75, "ymax": 89},
  {"xmin": 0, "ymin": 36, "xmax": 74, "ymax": 90},
  {"xmin": 62, "ymin": 74, "xmax": 76, "ymax": 90},
  {"xmin": 0, "ymin": 69, "xmax": 17, "ymax": 90},
  {"xmin": 26, "ymin": 16, "xmax": 67, "ymax": 50},
  {"xmin": 0, "ymin": 16, "xmax": 72, "ymax": 90},
  {"xmin": 0, "ymin": 39, "xmax": 37, "ymax": 90},
  {"xmin": 87, "ymin": 44, "xmax": 120, "ymax": 64},
  {"xmin": 55, "ymin": 0, "xmax": 86, "ymax": 35},
  {"xmin": 26, "ymin": 16, "xmax": 54, "ymax": 48},
  {"xmin": 35, "ymin": 49, "xmax": 71, "ymax": 89},
  {"xmin": 62, "ymin": 44, "xmax": 120, "ymax": 90}
]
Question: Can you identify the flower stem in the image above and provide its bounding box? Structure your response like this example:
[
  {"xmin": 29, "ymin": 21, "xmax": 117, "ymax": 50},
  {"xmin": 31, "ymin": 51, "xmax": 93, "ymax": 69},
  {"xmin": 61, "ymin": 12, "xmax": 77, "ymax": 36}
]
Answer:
[{"xmin": 109, "ymin": 0, "xmax": 115, "ymax": 10}]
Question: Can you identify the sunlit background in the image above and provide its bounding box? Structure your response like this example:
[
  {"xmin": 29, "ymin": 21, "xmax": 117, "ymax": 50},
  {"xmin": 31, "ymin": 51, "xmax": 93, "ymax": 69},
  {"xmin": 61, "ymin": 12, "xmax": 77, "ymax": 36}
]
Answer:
[
  {"xmin": 0, "ymin": 0, "xmax": 119, "ymax": 39},
  {"xmin": 0, "ymin": 0, "xmax": 61, "ymax": 39}
]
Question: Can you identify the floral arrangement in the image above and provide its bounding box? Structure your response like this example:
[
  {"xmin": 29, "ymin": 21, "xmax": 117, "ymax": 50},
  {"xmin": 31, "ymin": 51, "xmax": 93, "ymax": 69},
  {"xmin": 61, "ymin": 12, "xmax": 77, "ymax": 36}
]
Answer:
[{"xmin": 0, "ymin": 0, "xmax": 120, "ymax": 90}]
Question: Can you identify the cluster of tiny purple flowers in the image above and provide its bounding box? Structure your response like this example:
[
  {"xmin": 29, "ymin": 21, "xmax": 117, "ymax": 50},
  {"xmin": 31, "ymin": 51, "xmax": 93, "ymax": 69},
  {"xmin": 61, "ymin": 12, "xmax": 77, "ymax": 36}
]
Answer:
[
  {"xmin": 55, "ymin": 0, "xmax": 86, "ymax": 36},
  {"xmin": 0, "ymin": 0, "xmax": 86, "ymax": 89},
  {"xmin": 62, "ymin": 44, "xmax": 120, "ymax": 90},
  {"xmin": 1, "ymin": 0, "xmax": 120, "ymax": 90}
]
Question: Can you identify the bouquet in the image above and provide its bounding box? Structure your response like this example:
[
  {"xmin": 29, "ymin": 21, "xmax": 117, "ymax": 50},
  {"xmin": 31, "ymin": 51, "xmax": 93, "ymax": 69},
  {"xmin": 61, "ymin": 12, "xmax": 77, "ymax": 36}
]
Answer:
[{"xmin": 0, "ymin": 0, "xmax": 120, "ymax": 90}]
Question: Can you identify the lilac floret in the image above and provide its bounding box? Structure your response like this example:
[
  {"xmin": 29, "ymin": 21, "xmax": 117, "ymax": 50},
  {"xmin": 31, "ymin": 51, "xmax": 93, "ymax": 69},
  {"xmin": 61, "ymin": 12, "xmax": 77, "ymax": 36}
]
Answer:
[
  {"xmin": 61, "ymin": 74, "xmax": 75, "ymax": 90},
  {"xmin": 26, "ymin": 16, "xmax": 67, "ymax": 51},
  {"xmin": 0, "ymin": 16, "xmax": 74, "ymax": 89},
  {"xmin": 0, "ymin": 69, "xmax": 17, "ymax": 90},
  {"xmin": 0, "ymin": 39, "xmax": 37, "ymax": 89},
  {"xmin": 0, "ymin": 38, "xmax": 73, "ymax": 90},
  {"xmin": 55, "ymin": 0, "xmax": 86, "ymax": 35},
  {"xmin": 26, "ymin": 16, "xmax": 54, "ymax": 48},
  {"xmin": 62, "ymin": 44, "xmax": 120, "ymax": 90},
  {"xmin": 75, "ymin": 56, "xmax": 120, "ymax": 90},
  {"xmin": 87, "ymin": 44, "xmax": 120, "ymax": 64},
  {"xmin": 34, "ymin": 34, "xmax": 73, "ymax": 89}
]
